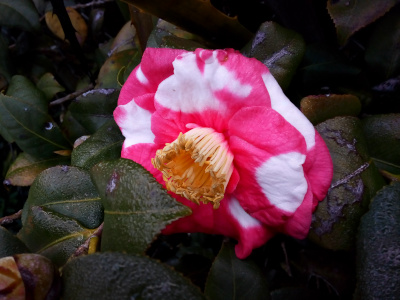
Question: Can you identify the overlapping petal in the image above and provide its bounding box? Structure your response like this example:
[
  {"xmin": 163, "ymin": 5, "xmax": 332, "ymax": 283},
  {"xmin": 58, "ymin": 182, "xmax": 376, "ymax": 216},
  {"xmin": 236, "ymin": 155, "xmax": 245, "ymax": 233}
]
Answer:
[{"xmin": 114, "ymin": 47, "xmax": 333, "ymax": 259}]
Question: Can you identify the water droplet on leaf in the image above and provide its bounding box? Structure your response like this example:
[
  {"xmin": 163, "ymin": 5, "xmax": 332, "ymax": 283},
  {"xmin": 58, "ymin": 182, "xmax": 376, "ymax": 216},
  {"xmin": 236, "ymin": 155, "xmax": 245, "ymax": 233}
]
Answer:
[{"xmin": 45, "ymin": 122, "xmax": 54, "ymax": 130}]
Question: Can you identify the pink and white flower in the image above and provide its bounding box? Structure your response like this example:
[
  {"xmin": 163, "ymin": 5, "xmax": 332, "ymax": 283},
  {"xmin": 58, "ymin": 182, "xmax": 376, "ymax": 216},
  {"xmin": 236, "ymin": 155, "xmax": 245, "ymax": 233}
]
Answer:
[{"xmin": 114, "ymin": 48, "xmax": 333, "ymax": 258}]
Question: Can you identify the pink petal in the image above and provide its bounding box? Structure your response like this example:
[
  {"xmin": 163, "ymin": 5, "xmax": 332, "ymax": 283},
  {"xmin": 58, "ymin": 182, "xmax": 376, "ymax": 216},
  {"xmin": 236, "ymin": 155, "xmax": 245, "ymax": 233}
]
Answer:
[
  {"xmin": 118, "ymin": 48, "xmax": 187, "ymax": 110},
  {"xmin": 154, "ymin": 49, "xmax": 272, "ymax": 132},
  {"xmin": 121, "ymin": 143, "xmax": 162, "ymax": 182},
  {"xmin": 303, "ymin": 131, "xmax": 333, "ymax": 210},
  {"xmin": 262, "ymin": 72, "xmax": 316, "ymax": 150},
  {"xmin": 228, "ymin": 107, "xmax": 309, "ymax": 227},
  {"xmin": 277, "ymin": 184, "xmax": 314, "ymax": 239},
  {"xmin": 162, "ymin": 195, "xmax": 274, "ymax": 259}
]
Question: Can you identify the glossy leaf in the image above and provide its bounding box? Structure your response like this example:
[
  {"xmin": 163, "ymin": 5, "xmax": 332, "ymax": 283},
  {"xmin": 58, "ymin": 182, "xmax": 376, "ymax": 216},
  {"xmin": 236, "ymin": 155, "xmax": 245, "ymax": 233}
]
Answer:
[
  {"xmin": 71, "ymin": 120, "xmax": 123, "ymax": 170},
  {"xmin": 109, "ymin": 21, "xmax": 136, "ymax": 55},
  {"xmin": 17, "ymin": 206, "xmax": 95, "ymax": 268},
  {"xmin": 90, "ymin": 159, "xmax": 191, "ymax": 254},
  {"xmin": 96, "ymin": 49, "xmax": 138, "ymax": 89},
  {"xmin": 0, "ymin": 34, "xmax": 11, "ymax": 84},
  {"xmin": 309, "ymin": 117, "xmax": 385, "ymax": 250},
  {"xmin": 5, "ymin": 153, "xmax": 70, "ymax": 186},
  {"xmin": 300, "ymin": 94, "xmax": 361, "ymax": 125},
  {"xmin": 242, "ymin": 21, "xmax": 305, "ymax": 90},
  {"xmin": 327, "ymin": 0, "xmax": 398, "ymax": 45},
  {"xmin": 62, "ymin": 252, "xmax": 206, "ymax": 299},
  {"xmin": 362, "ymin": 114, "xmax": 400, "ymax": 175},
  {"xmin": 36, "ymin": 73, "xmax": 65, "ymax": 101},
  {"xmin": 0, "ymin": 226, "xmax": 29, "ymax": 258},
  {"xmin": 300, "ymin": 43, "xmax": 361, "ymax": 90},
  {"xmin": 205, "ymin": 242, "xmax": 270, "ymax": 300},
  {"xmin": 0, "ymin": 76, "xmax": 71, "ymax": 157},
  {"xmin": 122, "ymin": 0, "xmax": 253, "ymax": 48},
  {"xmin": 355, "ymin": 182, "xmax": 400, "ymax": 299},
  {"xmin": 66, "ymin": 88, "xmax": 119, "ymax": 133},
  {"xmin": 0, "ymin": 0, "xmax": 40, "ymax": 31},
  {"xmin": 21, "ymin": 166, "xmax": 103, "ymax": 229},
  {"xmin": 365, "ymin": 8, "xmax": 400, "ymax": 80}
]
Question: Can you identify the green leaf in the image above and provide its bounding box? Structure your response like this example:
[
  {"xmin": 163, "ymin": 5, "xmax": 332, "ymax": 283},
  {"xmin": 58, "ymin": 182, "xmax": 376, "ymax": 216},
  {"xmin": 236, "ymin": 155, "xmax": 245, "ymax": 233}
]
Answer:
[
  {"xmin": 90, "ymin": 158, "xmax": 191, "ymax": 254},
  {"xmin": 0, "ymin": 34, "xmax": 11, "ymax": 83},
  {"xmin": 242, "ymin": 21, "xmax": 305, "ymax": 90},
  {"xmin": 0, "ymin": 76, "xmax": 71, "ymax": 157},
  {"xmin": 121, "ymin": 52, "xmax": 142, "ymax": 84},
  {"xmin": 5, "ymin": 152, "xmax": 70, "ymax": 186},
  {"xmin": 96, "ymin": 49, "xmax": 137, "ymax": 89},
  {"xmin": 300, "ymin": 43, "xmax": 361, "ymax": 91},
  {"xmin": 300, "ymin": 94, "xmax": 361, "ymax": 125},
  {"xmin": 0, "ymin": 0, "xmax": 40, "ymax": 31},
  {"xmin": 309, "ymin": 117, "xmax": 385, "ymax": 250},
  {"xmin": 67, "ymin": 88, "xmax": 119, "ymax": 133},
  {"xmin": 327, "ymin": 0, "xmax": 398, "ymax": 45},
  {"xmin": 362, "ymin": 114, "xmax": 400, "ymax": 175},
  {"xmin": 17, "ymin": 206, "xmax": 95, "ymax": 268},
  {"xmin": 21, "ymin": 165, "xmax": 103, "ymax": 229},
  {"xmin": 69, "ymin": 89, "xmax": 119, "ymax": 134},
  {"xmin": 71, "ymin": 120, "xmax": 123, "ymax": 170},
  {"xmin": 205, "ymin": 242, "xmax": 270, "ymax": 300},
  {"xmin": 365, "ymin": 8, "xmax": 400, "ymax": 80},
  {"xmin": 62, "ymin": 252, "xmax": 206, "ymax": 299},
  {"xmin": 122, "ymin": 0, "xmax": 252, "ymax": 48},
  {"xmin": 354, "ymin": 182, "xmax": 400, "ymax": 299},
  {"xmin": 36, "ymin": 73, "xmax": 65, "ymax": 101},
  {"xmin": 0, "ymin": 226, "xmax": 29, "ymax": 258}
]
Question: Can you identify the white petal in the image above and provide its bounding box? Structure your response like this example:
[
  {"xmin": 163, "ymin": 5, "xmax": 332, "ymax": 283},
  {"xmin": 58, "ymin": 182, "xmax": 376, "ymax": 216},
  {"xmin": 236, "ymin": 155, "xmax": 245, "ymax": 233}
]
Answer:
[
  {"xmin": 256, "ymin": 152, "xmax": 307, "ymax": 213},
  {"xmin": 155, "ymin": 51, "xmax": 252, "ymax": 113},
  {"xmin": 229, "ymin": 197, "xmax": 261, "ymax": 228},
  {"xmin": 136, "ymin": 65, "xmax": 149, "ymax": 85},
  {"xmin": 262, "ymin": 72, "xmax": 315, "ymax": 150},
  {"xmin": 117, "ymin": 100, "xmax": 155, "ymax": 147}
]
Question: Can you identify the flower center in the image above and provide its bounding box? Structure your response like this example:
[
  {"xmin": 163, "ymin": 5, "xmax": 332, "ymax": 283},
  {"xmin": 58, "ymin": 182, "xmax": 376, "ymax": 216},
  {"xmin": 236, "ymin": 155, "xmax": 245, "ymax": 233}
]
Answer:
[{"xmin": 152, "ymin": 127, "xmax": 234, "ymax": 209}]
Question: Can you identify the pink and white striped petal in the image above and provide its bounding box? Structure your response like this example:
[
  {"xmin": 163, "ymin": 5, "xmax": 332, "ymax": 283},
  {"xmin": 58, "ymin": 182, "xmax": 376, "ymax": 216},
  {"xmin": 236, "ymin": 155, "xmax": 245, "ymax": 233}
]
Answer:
[
  {"xmin": 228, "ymin": 107, "xmax": 309, "ymax": 226},
  {"xmin": 262, "ymin": 72, "xmax": 316, "ymax": 150},
  {"xmin": 118, "ymin": 48, "xmax": 187, "ymax": 110},
  {"xmin": 114, "ymin": 100, "xmax": 155, "ymax": 148},
  {"xmin": 154, "ymin": 49, "xmax": 272, "ymax": 132}
]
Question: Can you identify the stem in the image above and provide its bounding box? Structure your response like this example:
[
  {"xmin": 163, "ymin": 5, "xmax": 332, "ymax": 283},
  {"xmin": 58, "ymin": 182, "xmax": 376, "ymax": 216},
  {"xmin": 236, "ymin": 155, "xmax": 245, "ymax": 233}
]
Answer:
[{"xmin": 0, "ymin": 210, "xmax": 22, "ymax": 226}]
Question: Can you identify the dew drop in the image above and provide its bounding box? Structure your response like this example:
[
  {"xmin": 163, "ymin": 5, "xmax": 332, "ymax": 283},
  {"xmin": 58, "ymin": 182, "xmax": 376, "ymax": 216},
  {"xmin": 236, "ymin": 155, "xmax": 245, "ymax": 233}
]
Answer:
[
  {"xmin": 44, "ymin": 122, "xmax": 54, "ymax": 130},
  {"xmin": 24, "ymin": 107, "xmax": 28, "ymax": 111}
]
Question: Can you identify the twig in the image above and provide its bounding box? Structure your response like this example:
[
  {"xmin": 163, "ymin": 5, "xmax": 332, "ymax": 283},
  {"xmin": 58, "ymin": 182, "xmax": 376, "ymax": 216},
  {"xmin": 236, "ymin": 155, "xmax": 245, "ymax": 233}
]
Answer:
[
  {"xmin": 71, "ymin": 0, "xmax": 115, "ymax": 9},
  {"xmin": 0, "ymin": 210, "xmax": 22, "ymax": 226},
  {"xmin": 72, "ymin": 222, "xmax": 104, "ymax": 257},
  {"xmin": 49, "ymin": 84, "xmax": 94, "ymax": 106}
]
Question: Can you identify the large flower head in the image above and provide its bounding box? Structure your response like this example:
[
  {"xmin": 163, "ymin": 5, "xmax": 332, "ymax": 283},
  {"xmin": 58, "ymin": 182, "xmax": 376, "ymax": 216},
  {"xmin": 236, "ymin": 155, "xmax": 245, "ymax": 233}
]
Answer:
[{"xmin": 114, "ymin": 48, "xmax": 333, "ymax": 258}]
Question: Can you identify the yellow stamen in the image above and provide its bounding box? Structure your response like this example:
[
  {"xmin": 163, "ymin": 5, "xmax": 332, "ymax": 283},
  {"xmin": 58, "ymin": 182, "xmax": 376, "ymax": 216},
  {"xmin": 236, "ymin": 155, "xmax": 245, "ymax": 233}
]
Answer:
[{"xmin": 151, "ymin": 127, "xmax": 234, "ymax": 209}]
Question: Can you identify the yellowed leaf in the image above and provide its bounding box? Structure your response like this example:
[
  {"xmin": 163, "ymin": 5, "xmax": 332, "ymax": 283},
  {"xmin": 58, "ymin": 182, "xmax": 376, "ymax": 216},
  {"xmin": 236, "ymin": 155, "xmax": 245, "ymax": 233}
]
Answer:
[{"xmin": 45, "ymin": 7, "xmax": 88, "ymax": 45}]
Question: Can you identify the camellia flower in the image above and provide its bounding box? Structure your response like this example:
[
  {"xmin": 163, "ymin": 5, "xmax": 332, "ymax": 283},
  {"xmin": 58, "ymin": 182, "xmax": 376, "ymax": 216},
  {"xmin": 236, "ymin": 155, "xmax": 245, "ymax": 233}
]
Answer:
[{"xmin": 114, "ymin": 48, "xmax": 333, "ymax": 258}]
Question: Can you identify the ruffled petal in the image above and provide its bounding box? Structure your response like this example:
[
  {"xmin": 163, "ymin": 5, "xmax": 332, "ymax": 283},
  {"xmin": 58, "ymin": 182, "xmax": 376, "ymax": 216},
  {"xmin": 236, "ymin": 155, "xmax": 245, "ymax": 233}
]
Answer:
[
  {"xmin": 277, "ymin": 184, "xmax": 314, "ymax": 239},
  {"xmin": 303, "ymin": 131, "xmax": 333, "ymax": 209},
  {"xmin": 228, "ymin": 107, "xmax": 309, "ymax": 227},
  {"xmin": 118, "ymin": 48, "xmax": 187, "ymax": 110},
  {"xmin": 114, "ymin": 100, "xmax": 155, "ymax": 147},
  {"xmin": 262, "ymin": 72, "xmax": 316, "ymax": 151},
  {"xmin": 162, "ymin": 195, "xmax": 274, "ymax": 259},
  {"xmin": 154, "ymin": 49, "xmax": 271, "ymax": 132}
]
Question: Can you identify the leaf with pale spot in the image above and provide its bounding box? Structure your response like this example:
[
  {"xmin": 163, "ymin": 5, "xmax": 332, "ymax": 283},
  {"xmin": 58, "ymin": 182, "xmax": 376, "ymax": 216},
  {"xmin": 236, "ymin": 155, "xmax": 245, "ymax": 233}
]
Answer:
[{"xmin": 90, "ymin": 158, "xmax": 191, "ymax": 254}]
